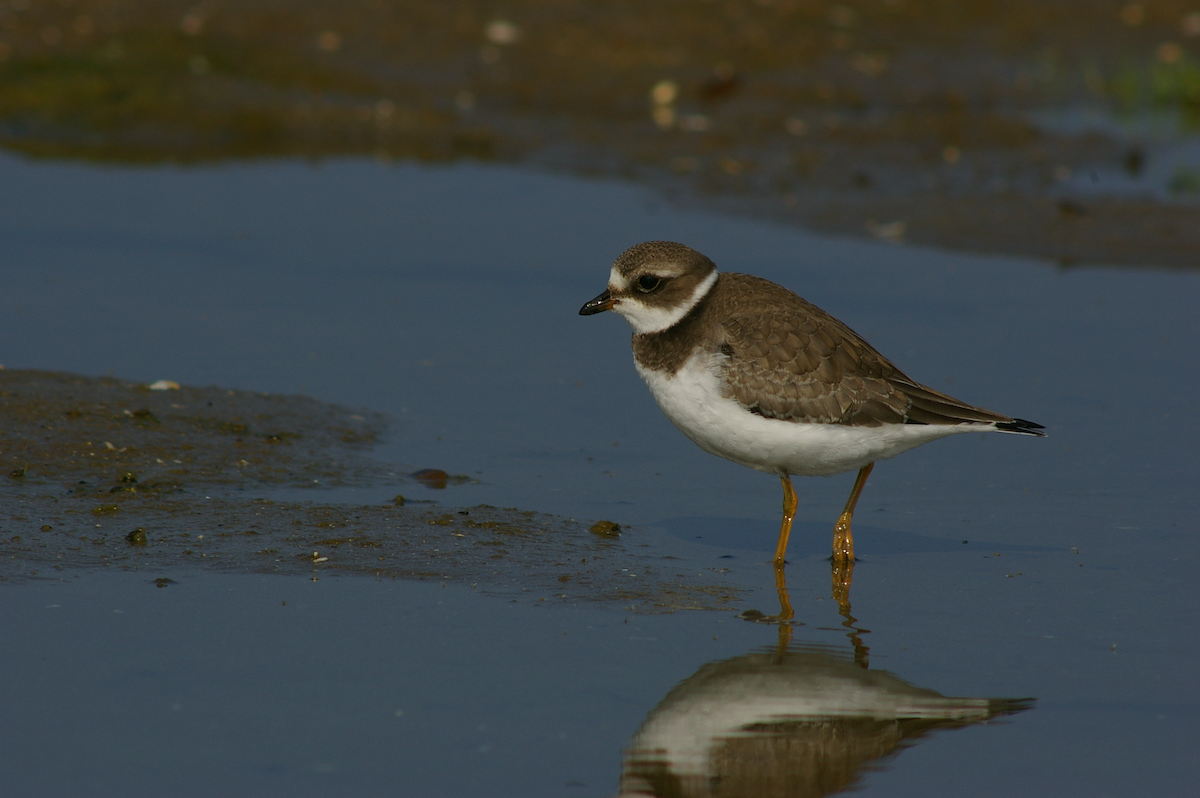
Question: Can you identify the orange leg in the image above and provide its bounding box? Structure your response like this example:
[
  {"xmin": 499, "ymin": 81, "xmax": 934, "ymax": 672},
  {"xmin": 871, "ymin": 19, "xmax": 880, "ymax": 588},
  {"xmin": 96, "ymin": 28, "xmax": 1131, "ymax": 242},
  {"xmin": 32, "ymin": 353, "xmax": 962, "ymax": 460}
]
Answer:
[
  {"xmin": 772, "ymin": 474, "xmax": 798, "ymax": 566},
  {"xmin": 832, "ymin": 462, "xmax": 874, "ymax": 562},
  {"xmin": 773, "ymin": 561, "xmax": 794, "ymax": 622}
]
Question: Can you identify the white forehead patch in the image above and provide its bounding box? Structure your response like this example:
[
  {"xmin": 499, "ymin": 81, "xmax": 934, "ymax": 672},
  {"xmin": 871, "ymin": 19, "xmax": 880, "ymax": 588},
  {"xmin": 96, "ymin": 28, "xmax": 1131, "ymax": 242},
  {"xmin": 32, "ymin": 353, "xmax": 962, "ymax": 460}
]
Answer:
[
  {"xmin": 607, "ymin": 265, "xmax": 629, "ymax": 292},
  {"xmin": 612, "ymin": 270, "xmax": 718, "ymax": 335}
]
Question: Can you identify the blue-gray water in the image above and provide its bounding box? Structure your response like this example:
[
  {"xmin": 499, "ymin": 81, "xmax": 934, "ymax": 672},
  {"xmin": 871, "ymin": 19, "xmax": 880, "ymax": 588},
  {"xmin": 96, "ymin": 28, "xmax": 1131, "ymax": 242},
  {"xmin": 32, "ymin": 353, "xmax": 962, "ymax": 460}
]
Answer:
[{"xmin": 2, "ymin": 153, "xmax": 1198, "ymax": 796}]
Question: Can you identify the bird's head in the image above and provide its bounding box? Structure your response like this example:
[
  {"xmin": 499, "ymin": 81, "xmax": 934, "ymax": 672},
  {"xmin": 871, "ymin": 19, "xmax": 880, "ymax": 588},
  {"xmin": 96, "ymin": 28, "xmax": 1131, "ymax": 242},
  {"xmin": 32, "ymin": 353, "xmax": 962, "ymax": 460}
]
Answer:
[{"xmin": 579, "ymin": 241, "xmax": 719, "ymax": 334}]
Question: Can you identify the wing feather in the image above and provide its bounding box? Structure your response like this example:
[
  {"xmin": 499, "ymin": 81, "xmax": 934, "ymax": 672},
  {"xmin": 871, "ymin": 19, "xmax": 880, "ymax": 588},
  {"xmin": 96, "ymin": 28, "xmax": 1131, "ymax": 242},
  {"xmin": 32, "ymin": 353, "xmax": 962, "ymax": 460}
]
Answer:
[{"xmin": 712, "ymin": 274, "xmax": 1016, "ymax": 428}]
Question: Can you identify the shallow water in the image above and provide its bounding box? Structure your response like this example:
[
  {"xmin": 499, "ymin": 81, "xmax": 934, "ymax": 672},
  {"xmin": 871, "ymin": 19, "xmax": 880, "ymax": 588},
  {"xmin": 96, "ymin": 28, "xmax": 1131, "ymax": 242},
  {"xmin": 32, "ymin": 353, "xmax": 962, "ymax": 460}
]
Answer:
[{"xmin": 2, "ymin": 153, "xmax": 1199, "ymax": 796}]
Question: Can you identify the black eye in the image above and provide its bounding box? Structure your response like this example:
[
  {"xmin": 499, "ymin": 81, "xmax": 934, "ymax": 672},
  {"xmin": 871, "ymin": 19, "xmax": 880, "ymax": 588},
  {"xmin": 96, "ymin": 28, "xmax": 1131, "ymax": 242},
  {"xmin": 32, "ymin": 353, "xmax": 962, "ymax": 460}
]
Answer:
[{"xmin": 637, "ymin": 275, "xmax": 662, "ymax": 293}]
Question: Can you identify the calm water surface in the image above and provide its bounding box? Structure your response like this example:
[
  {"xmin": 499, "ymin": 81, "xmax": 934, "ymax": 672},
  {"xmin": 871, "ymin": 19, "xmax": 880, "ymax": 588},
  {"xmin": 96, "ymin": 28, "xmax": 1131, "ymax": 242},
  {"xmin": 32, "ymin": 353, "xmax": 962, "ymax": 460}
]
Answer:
[{"xmin": 1, "ymin": 153, "xmax": 1198, "ymax": 796}]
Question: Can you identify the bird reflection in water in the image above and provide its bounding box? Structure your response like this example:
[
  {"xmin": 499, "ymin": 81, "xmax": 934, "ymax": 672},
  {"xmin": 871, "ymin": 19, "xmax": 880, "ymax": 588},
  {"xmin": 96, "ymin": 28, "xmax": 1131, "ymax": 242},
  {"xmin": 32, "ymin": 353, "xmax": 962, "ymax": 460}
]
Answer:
[{"xmin": 620, "ymin": 562, "xmax": 1032, "ymax": 797}]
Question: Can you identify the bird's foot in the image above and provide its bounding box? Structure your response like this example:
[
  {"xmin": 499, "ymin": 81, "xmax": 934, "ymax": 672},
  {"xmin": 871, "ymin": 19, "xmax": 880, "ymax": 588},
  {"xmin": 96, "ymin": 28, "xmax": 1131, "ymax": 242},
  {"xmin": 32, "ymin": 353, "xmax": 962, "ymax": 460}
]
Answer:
[
  {"xmin": 740, "ymin": 563, "xmax": 796, "ymax": 625},
  {"xmin": 832, "ymin": 511, "xmax": 856, "ymax": 562},
  {"xmin": 831, "ymin": 557, "xmax": 855, "ymax": 613}
]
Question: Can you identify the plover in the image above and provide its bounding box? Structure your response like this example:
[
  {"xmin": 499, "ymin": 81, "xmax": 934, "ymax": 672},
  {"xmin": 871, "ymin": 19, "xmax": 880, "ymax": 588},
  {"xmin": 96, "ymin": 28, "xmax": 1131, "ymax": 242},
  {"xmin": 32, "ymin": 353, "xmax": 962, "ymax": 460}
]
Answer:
[{"xmin": 580, "ymin": 241, "xmax": 1044, "ymax": 565}]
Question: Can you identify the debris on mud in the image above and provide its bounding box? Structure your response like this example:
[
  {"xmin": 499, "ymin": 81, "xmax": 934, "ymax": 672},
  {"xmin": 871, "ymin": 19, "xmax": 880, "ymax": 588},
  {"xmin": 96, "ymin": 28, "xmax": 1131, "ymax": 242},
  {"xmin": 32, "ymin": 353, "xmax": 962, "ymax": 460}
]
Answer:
[
  {"xmin": 0, "ymin": 369, "xmax": 389, "ymax": 491},
  {"xmin": 0, "ymin": 370, "xmax": 742, "ymax": 611}
]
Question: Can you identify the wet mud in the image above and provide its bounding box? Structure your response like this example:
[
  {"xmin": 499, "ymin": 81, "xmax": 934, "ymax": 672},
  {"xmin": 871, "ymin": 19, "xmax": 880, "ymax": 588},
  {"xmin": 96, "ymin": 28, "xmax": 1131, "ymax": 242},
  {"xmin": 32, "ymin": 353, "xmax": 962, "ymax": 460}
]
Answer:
[
  {"xmin": 0, "ymin": 370, "xmax": 742, "ymax": 610},
  {"xmin": 0, "ymin": 369, "xmax": 390, "ymax": 490},
  {"xmin": 2, "ymin": 0, "xmax": 1198, "ymax": 267}
]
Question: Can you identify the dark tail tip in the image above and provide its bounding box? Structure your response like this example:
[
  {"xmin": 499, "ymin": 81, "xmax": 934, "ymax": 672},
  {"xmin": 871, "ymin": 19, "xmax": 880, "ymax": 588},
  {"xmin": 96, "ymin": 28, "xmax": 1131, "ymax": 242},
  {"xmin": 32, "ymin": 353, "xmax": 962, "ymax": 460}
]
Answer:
[
  {"xmin": 996, "ymin": 418, "xmax": 1046, "ymax": 437},
  {"xmin": 986, "ymin": 696, "xmax": 1038, "ymax": 719}
]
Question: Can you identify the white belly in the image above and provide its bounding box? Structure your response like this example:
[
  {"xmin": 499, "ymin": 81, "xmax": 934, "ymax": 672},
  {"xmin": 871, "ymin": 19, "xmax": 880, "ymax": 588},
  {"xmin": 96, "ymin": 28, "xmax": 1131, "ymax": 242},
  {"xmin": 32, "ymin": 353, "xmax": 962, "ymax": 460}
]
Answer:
[{"xmin": 636, "ymin": 353, "xmax": 980, "ymax": 478}]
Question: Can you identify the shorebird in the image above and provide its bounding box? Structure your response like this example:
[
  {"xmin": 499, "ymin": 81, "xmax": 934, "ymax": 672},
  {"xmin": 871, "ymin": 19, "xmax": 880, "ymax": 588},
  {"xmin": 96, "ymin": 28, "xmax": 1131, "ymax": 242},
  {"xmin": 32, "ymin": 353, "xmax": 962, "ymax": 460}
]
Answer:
[{"xmin": 580, "ymin": 241, "xmax": 1044, "ymax": 564}]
